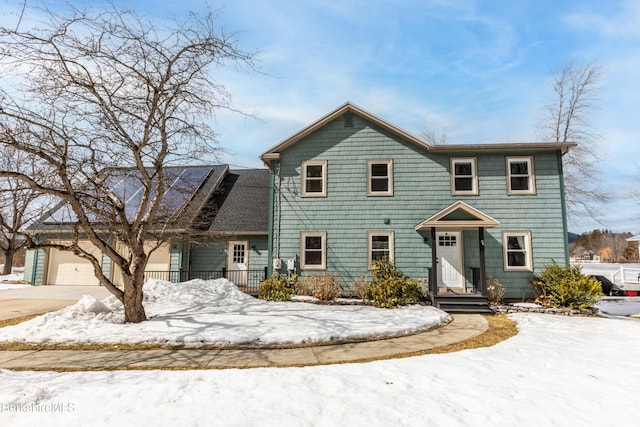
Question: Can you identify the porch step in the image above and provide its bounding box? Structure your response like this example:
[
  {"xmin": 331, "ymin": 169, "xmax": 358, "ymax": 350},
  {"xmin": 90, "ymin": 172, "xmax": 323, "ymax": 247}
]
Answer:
[{"xmin": 435, "ymin": 295, "xmax": 494, "ymax": 314}]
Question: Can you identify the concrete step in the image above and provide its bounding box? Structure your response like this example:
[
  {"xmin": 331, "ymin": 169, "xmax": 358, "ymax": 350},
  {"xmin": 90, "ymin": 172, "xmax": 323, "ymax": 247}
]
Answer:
[{"xmin": 435, "ymin": 295, "xmax": 493, "ymax": 314}]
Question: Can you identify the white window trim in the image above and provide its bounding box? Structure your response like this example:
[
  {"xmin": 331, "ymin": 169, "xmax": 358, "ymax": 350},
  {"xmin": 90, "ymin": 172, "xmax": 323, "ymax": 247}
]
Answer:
[
  {"xmin": 300, "ymin": 231, "xmax": 326, "ymax": 270},
  {"xmin": 450, "ymin": 157, "xmax": 479, "ymax": 195},
  {"xmin": 503, "ymin": 231, "xmax": 533, "ymax": 272},
  {"xmin": 367, "ymin": 159, "xmax": 393, "ymax": 196},
  {"xmin": 367, "ymin": 231, "xmax": 394, "ymax": 268},
  {"xmin": 301, "ymin": 160, "xmax": 327, "ymax": 197},
  {"xmin": 506, "ymin": 156, "xmax": 536, "ymax": 195}
]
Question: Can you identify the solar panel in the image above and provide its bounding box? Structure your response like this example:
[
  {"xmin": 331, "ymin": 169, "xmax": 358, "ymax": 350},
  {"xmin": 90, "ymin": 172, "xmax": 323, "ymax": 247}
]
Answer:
[{"xmin": 43, "ymin": 166, "xmax": 214, "ymax": 224}]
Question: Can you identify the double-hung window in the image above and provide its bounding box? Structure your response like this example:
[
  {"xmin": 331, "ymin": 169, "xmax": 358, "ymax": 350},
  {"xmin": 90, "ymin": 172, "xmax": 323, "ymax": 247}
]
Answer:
[
  {"xmin": 503, "ymin": 231, "xmax": 532, "ymax": 271},
  {"xmin": 367, "ymin": 159, "xmax": 393, "ymax": 196},
  {"xmin": 301, "ymin": 160, "xmax": 327, "ymax": 197},
  {"xmin": 368, "ymin": 231, "xmax": 394, "ymax": 267},
  {"xmin": 506, "ymin": 156, "xmax": 535, "ymax": 195},
  {"xmin": 300, "ymin": 232, "xmax": 326, "ymax": 270},
  {"xmin": 451, "ymin": 157, "xmax": 478, "ymax": 195}
]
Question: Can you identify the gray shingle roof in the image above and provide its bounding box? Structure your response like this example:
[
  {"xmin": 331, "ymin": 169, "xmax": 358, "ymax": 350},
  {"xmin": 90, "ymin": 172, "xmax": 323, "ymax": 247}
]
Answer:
[{"xmin": 206, "ymin": 169, "xmax": 269, "ymax": 234}]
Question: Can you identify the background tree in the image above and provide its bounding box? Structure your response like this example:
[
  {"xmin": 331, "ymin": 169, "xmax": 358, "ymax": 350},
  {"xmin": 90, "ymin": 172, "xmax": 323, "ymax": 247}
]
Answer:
[
  {"xmin": 540, "ymin": 63, "xmax": 609, "ymax": 221},
  {"xmin": 421, "ymin": 129, "xmax": 448, "ymax": 145},
  {"xmin": 0, "ymin": 146, "xmax": 50, "ymax": 274},
  {"xmin": 0, "ymin": 3, "xmax": 255, "ymax": 322}
]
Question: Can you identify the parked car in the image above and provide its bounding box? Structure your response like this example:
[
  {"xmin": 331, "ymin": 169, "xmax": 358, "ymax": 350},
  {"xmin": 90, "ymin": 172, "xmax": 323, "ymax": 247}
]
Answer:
[{"xmin": 590, "ymin": 275, "xmax": 627, "ymax": 296}]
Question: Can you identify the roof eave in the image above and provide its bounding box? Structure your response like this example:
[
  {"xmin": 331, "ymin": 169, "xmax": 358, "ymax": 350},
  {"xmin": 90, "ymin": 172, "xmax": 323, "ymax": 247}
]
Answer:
[{"xmin": 259, "ymin": 102, "xmax": 432, "ymax": 163}]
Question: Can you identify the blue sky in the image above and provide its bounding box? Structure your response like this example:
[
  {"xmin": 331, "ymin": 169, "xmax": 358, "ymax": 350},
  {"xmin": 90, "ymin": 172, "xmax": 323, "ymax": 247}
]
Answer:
[{"xmin": 3, "ymin": 0, "xmax": 640, "ymax": 233}]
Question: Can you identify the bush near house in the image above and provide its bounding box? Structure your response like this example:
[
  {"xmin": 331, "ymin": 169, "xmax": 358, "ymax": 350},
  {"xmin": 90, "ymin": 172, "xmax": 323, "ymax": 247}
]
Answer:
[
  {"xmin": 363, "ymin": 259, "xmax": 423, "ymax": 308},
  {"xmin": 531, "ymin": 263, "xmax": 603, "ymax": 310},
  {"xmin": 486, "ymin": 275, "xmax": 506, "ymax": 305},
  {"xmin": 298, "ymin": 274, "xmax": 342, "ymax": 301},
  {"xmin": 258, "ymin": 273, "xmax": 298, "ymax": 301}
]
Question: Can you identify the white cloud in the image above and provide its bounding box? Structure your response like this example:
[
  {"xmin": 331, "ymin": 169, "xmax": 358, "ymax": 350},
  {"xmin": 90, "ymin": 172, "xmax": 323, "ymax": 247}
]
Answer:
[{"xmin": 562, "ymin": 0, "xmax": 640, "ymax": 38}]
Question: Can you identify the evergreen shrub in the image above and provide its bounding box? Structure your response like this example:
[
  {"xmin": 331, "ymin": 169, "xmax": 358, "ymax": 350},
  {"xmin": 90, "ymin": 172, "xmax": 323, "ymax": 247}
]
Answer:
[
  {"xmin": 531, "ymin": 263, "xmax": 603, "ymax": 310},
  {"xmin": 258, "ymin": 273, "xmax": 298, "ymax": 301},
  {"xmin": 363, "ymin": 259, "xmax": 423, "ymax": 308}
]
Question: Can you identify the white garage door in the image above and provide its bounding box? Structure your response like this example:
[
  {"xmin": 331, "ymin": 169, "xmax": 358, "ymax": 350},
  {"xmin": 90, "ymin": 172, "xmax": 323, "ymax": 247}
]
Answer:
[
  {"xmin": 110, "ymin": 242, "xmax": 171, "ymax": 286},
  {"xmin": 47, "ymin": 246, "xmax": 101, "ymax": 286}
]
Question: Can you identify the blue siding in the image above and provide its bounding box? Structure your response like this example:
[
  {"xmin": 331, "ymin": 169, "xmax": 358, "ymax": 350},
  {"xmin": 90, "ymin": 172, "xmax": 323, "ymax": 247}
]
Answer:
[{"xmin": 271, "ymin": 113, "xmax": 568, "ymax": 298}]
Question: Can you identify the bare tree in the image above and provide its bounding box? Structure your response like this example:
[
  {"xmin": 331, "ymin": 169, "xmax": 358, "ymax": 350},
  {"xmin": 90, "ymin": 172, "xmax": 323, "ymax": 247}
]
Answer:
[
  {"xmin": 540, "ymin": 63, "xmax": 609, "ymax": 220},
  {"xmin": 0, "ymin": 3, "xmax": 255, "ymax": 322},
  {"xmin": 421, "ymin": 129, "xmax": 448, "ymax": 145},
  {"xmin": 0, "ymin": 146, "xmax": 50, "ymax": 274}
]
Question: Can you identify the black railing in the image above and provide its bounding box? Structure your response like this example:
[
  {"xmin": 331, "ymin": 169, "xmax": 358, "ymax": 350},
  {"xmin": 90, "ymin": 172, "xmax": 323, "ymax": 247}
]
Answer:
[{"xmin": 144, "ymin": 267, "xmax": 268, "ymax": 295}]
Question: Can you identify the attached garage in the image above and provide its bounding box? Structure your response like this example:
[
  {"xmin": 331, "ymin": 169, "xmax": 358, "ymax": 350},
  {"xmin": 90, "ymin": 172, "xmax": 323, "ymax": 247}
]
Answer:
[
  {"xmin": 46, "ymin": 243, "xmax": 102, "ymax": 286},
  {"xmin": 110, "ymin": 242, "xmax": 171, "ymax": 286}
]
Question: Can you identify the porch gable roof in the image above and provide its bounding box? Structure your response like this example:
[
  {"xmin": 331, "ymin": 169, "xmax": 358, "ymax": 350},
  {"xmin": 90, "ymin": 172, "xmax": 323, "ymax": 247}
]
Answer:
[{"xmin": 414, "ymin": 201, "xmax": 500, "ymax": 231}]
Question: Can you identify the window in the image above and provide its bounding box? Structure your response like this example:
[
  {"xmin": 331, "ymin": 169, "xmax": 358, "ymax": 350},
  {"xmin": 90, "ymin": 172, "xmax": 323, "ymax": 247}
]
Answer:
[
  {"xmin": 503, "ymin": 231, "xmax": 532, "ymax": 271},
  {"xmin": 301, "ymin": 160, "xmax": 327, "ymax": 197},
  {"xmin": 344, "ymin": 112, "xmax": 354, "ymax": 127},
  {"xmin": 367, "ymin": 159, "xmax": 393, "ymax": 196},
  {"xmin": 451, "ymin": 157, "xmax": 478, "ymax": 195},
  {"xmin": 368, "ymin": 231, "xmax": 394, "ymax": 267},
  {"xmin": 507, "ymin": 156, "xmax": 535, "ymax": 195},
  {"xmin": 438, "ymin": 234, "xmax": 457, "ymax": 247},
  {"xmin": 301, "ymin": 232, "xmax": 326, "ymax": 270}
]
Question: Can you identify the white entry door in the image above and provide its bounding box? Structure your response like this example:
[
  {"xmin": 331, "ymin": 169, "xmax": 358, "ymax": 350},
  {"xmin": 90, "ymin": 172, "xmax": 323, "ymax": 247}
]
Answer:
[
  {"xmin": 227, "ymin": 241, "xmax": 248, "ymax": 286},
  {"xmin": 436, "ymin": 231, "xmax": 464, "ymax": 289}
]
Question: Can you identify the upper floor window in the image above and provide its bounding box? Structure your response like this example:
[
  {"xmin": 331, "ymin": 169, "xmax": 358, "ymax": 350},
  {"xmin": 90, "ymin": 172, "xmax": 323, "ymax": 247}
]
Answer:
[
  {"xmin": 367, "ymin": 159, "xmax": 393, "ymax": 196},
  {"xmin": 450, "ymin": 157, "xmax": 478, "ymax": 195},
  {"xmin": 344, "ymin": 112, "xmax": 354, "ymax": 127},
  {"xmin": 507, "ymin": 156, "xmax": 535, "ymax": 195},
  {"xmin": 300, "ymin": 232, "xmax": 326, "ymax": 270},
  {"xmin": 301, "ymin": 160, "xmax": 327, "ymax": 197},
  {"xmin": 503, "ymin": 231, "xmax": 532, "ymax": 271},
  {"xmin": 368, "ymin": 231, "xmax": 394, "ymax": 267}
]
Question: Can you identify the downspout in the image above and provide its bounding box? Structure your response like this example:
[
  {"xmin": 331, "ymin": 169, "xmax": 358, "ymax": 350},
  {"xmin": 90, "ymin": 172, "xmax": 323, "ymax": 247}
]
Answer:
[
  {"xmin": 558, "ymin": 149, "xmax": 570, "ymax": 266},
  {"xmin": 276, "ymin": 161, "xmax": 282, "ymax": 259},
  {"xmin": 266, "ymin": 161, "xmax": 276, "ymax": 276}
]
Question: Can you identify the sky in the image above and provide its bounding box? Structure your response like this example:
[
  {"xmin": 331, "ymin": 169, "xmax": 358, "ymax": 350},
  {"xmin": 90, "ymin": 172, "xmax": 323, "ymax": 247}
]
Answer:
[{"xmin": 1, "ymin": 0, "xmax": 639, "ymax": 233}]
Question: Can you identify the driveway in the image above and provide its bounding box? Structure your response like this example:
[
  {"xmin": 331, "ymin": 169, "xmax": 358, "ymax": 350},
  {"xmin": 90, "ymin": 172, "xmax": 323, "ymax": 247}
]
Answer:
[{"xmin": 0, "ymin": 286, "xmax": 111, "ymax": 321}]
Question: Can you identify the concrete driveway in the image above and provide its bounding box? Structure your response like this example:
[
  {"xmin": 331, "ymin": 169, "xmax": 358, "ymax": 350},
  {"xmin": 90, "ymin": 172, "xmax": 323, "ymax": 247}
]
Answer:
[{"xmin": 0, "ymin": 286, "xmax": 111, "ymax": 321}]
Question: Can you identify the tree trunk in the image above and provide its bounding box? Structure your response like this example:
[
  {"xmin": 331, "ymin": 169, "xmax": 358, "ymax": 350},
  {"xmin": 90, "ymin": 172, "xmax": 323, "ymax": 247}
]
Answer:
[
  {"xmin": 2, "ymin": 250, "xmax": 13, "ymax": 275},
  {"xmin": 122, "ymin": 273, "xmax": 147, "ymax": 323}
]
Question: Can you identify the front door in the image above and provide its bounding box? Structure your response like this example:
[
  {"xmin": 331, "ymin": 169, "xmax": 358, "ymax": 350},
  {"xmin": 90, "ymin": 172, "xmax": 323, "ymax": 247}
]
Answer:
[
  {"xmin": 227, "ymin": 241, "xmax": 248, "ymax": 286},
  {"xmin": 436, "ymin": 231, "xmax": 464, "ymax": 292}
]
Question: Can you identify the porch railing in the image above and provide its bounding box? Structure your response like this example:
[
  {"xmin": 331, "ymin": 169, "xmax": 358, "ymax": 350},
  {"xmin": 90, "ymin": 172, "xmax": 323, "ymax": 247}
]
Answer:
[{"xmin": 144, "ymin": 267, "xmax": 268, "ymax": 295}]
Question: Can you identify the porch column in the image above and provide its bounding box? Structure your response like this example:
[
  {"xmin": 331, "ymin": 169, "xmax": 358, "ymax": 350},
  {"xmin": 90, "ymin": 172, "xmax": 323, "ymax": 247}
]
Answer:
[
  {"xmin": 430, "ymin": 227, "xmax": 438, "ymax": 295},
  {"xmin": 478, "ymin": 227, "xmax": 486, "ymax": 295}
]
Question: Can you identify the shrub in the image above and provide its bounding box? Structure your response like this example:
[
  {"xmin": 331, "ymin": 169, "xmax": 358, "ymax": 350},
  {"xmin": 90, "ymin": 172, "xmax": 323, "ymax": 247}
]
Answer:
[
  {"xmin": 352, "ymin": 276, "xmax": 367, "ymax": 300},
  {"xmin": 296, "ymin": 276, "xmax": 314, "ymax": 296},
  {"xmin": 258, "ymin": 273, "xmax": 298, "ymax": 301},
  {"xmin": 531, "ymin": 263, "xmax": 603, "ymax": 310},
  {"xmin": 298, "ymin": 274, "xmax": 342, "ymax": 301},
  {"xmin": 363, "ymin": 259, "xmax": 423, "ymax": 308},
  {"xmin": 486, "ymin": 275, "xmax": 506, "ymax": 305}
]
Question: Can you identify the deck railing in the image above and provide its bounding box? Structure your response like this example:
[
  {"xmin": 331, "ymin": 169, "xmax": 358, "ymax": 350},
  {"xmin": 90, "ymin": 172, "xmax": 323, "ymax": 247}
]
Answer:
[{"xmin": 144, "ymin": 267, "xmax": 268, "ymax": 295}]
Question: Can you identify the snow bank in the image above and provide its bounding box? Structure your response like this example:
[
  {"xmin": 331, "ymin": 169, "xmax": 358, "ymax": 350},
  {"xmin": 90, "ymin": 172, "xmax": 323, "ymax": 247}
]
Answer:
[{"xmin": 0, "ymin": 278, "xmax": 450, "ymax": 346}]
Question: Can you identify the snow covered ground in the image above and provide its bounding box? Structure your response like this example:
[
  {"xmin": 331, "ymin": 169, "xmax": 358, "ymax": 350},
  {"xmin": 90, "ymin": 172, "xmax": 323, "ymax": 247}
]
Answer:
[
  {"xmin": 0, "ymin": 269, "xmax": 28, "ymax": 290},
  {"xmin": 1, "ymin": 276, "xmax": 640, "ymax": 426},
  {"xmin": 0, "ymin": 279, "xmax": 450, "ymax": 346},
  {"xmin": 1, "ymin": 313, "xmax": 639, "ymax": 426}
]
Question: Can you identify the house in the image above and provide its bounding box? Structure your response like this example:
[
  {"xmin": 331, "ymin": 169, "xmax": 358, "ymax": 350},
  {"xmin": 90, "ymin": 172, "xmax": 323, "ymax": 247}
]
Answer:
[
  {"xmin": 260, "ymin": 102, "xmax": 575, "ymax": 309},
  {"xmin": 23, "ymin": 165, "xmax": 270, "ymax": 292}
]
